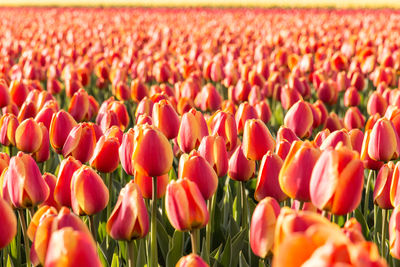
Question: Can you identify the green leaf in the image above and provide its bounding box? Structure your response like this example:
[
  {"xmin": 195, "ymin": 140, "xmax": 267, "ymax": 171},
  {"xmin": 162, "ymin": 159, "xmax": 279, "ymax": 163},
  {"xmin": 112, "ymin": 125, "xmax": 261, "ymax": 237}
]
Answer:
[
  {"xmin": 231, "ymin": 229, "xmax": 247, "ymax": 267},
  {"xmin": 136, "ymin": 239, "xmax": 147, "ymax": 267},
  {"xmin": 239, "ymin": 252, "xmax": 250, "ymax": 267},
  {"xmin": 156, "ymin": 219, "xmax": 171, "ymax": 260},
  {"xmin": 97, "ymin": 244, "xmax": 109, "ymax": 267},
  {"xmin": 111, "ymin": 252, "xmax": 119, "ymax": 267},
  {"xmin": 354, "ymin": 208, "xmax": 370, "ymax": 239},
  {"xmin": 168, "ymin": 167, "xmax": 177, "ymax": 181},
  {"xmin": 166, "ymin": 231, "xmax": 184, "ymax": 267},
  {"xmin": 218, "ymin": 235, "xmax": 231, "ymax": 266}
]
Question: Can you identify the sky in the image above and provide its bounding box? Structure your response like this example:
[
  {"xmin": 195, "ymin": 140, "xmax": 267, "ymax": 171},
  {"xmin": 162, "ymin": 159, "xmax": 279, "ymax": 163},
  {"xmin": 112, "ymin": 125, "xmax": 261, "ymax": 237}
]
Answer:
[{"xmin": 2, "ymin": 0, "xmax": 400, "ymax": 8}]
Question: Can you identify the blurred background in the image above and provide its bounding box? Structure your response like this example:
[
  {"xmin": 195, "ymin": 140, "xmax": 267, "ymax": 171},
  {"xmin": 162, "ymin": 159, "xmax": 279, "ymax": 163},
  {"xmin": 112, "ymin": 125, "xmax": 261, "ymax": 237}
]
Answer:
[{"xmin": 2, "ymin": 0, "xmax": 400, "ymax": 8}]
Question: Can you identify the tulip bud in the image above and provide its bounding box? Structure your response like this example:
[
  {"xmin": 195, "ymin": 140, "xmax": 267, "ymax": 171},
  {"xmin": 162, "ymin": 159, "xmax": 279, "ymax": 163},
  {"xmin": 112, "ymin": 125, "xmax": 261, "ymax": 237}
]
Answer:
[
  {"xmin": 71, "ymin": 165, "xmax": 109, "ymax": 215},
  {"xmin": 54, "ymin": 156, "xmax": 82, "ymax": 208},
  {"xmin": 255, "ymin": 100, "xmax": 272, "ymax": 124},
  {"xmin": 284, "ymin": 100, "xmax": 313, "ymax": 138},
  {"xmin": 208, "ymin": 110, "xmax": 237, "ymax": 151},
  {"xmin": 7, "ymin": 152, "xmax": 49, "ymax": 208},
  {"xmin": 242, "ymin": 119, "xmax": 275, "ymax": 161},
  {"xmin": 368, "ymin": 118, "xmax": 400, "ymax": 162},
  {"xmin": 90, "ymin": 135, "xmax": 120, "ymax": 173},
  {"xmin": 367, "ymin": 91, "xmax": 387, "ymax": 116},
  {"xmin": 374, "ymin": 162, "xmax": 394, "ymax": 209},
  {"xmin": 344, "ymin": 86, "xmax": 360, "ymax": 107},
  {"xmin": 179, "ymin": 151, "xmax": 218, "ymax": 200},
  {"xmin": 135, "ymin": 97, "xmax": 153, "ymax": 118},
  {"xmin": 68, "ymin": 88, "xmax": 89, "ymax": 122},
  {"xmin": 41, "ymin": 173, "xmax": 60, "ymax": 210},
  {"xmin": 119, "ymin": 129, "xmax": 134, "ymax": 176},
  {"xmin": 228, "ymin": 145, "xmax": 256, "ymax": 182},
  {"xmin": 195, "ymin": 83, "xmax": 222, "ymax": 111},
  {"xmin": 17, "ymin": 101, "xmax": 37, "ymax": 122},
  {"xmin": 27, "ymin": 205, "xmax": 58, "ymax": 241},
  {"xmin": 176, "ymin": 254, "xmax": 209, "ymax": 267},
  {"xmin": 153, "ymin": 99, "xmax": 180, "ymax": 139},
  {"xmin": 255, "ymin": 151, "xmax": 286, "ymax": 202},
  {"xmin": 62, "ymin": 122, "xmax": 97, "ymax": 163},
  {"xmin": 250, "ymin": 197, "xmax": 280, "ymax": 258},
  {"xmin": 132, "ymin": 124, "xmax": 173, "ymax": 177},
  {"xmin": 313, "ymin": 128, "xmax": 331, "ymax": 147},
  {"xmin": 49, "ymin": 110, "xmax": 77, "ymax": 153},
  {"xmin": 235, "ymin": 102, "xmax": 258, "ymax": 135},
  {"xmin": 349, "ymin": 129, "xmax": 364, "ymax": 154},
  {"xmin": 361, "ymin": 130, "xmax": 384, "ymax": 170},
  {"xmin": 9, "ymin": 80, "xmax": 28, "ymax": 108},
  {"xmin": 33, "ymin": 123, "xmax": 50, "ymax": 163},
  {"xmin": 165, "ymin": 178, "xmax": 209, "ymax": 231},
  {"xmin": 319, "ymin": 129, "xmax": 352, "ymax": 150},
  {"xmin": 310, "ymin": 146, "xmax": 364, "ymax": 215},
  {"xmin": 0, "ymin": 81, "xmax": 10, "ymax": 108},
  {"xmin": 107, "ymin": 181, "xmax": 149, "ymax": 240},
  {"xmin": 134, "ymin": 171, "xmax": 169, "ymax": 199},
  {"xmin": 0, "ymin": 198, "xmax": 16, "ymax": 249},
  {"xmin": 344, "ymin": 107, "xmax": 365, "ymax": 130},
  {"xmin": 0, "ymin": 113, "xmax": 19, "ymax": 146},
  {"xmin": 15, "ymin": 118, "xmax": 43, "ymax": 153},
  {"xmin": 390, "ymin": 205, "xmax": 400, "ymax": 260},
  {"xmin": 131, "ymin": 79, "xmax": 149, "ymax": 102},
  {"xmin": 178, "ymin": 109, "xmax": 208, "ymax": 153},
  {"xmin": 325, "ymin": 112, "xmax": 344, "ymax": 132},
  {"xmin": 279, "ymin": 141, "xmax": 321, "ymax": 202},
  {"xmin": 280, "ymin": 85, "xmax": 302, "ymax": 110},
  {"xmin": 198, "ymin": 135, "xmax": 229, "ymax": 177}
]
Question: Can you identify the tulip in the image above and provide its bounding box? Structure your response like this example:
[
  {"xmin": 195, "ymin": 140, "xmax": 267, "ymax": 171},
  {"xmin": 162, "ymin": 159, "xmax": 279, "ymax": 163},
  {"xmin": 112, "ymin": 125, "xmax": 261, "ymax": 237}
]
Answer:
[
  {"xmin": 310, "ymin": 145, "xmax": 364, "ymax": 215},
  {"xmin": 90, "ymin": 135, "xmax": 120, "ymax": 173},
  {"xmin": 250, "ymin": 197, "xmax": 280, "ymax": 258},
  {"xmin": 344, "ymin": 86, "xmax": 360, "ymax": 107},
  {"xmin": 276, "ymin": 126, "xmax": 299, "ymax": 144},
  {"xmin": 349, "ymin": 128, "xmax": 364, "ymax": 154},
  {"xmin": 367, "ymin": 91, "xmax": 387, "ymax": 116},
  {"xmin": 107, "ymin": 181, "xmax": 149, "ymax": 240},
  {"xmin": 48, "ymin": 109, "xmax": 75, "ymax": 147},
  {"xmin": 279, "ymin": 141, "xmax": 321, "ymax": 202},
  {"xmin": 319, "ymin": 129, "xmax": 352, "ymax": 150},
  {"xmin": 68, "ymin": 88, "xmax": 89, "ymax": 122},
  {"xmin": 344, "ymin": 106, "xmax": 365, "ymax": 130},
  {"xmin": 228, "ymin": 145, "xmax": 256, "ymax": 182},
  {"xmin": 208, "ymin": 110, "xmax": 237, "ymax": 151},
  {"xmin": 0, "ymin": 197, "xmax": 17, "ymax": 249},
  {"xmin": 54, "ymin": 156, "xmax": 82, "ymax": 208},
  {"xmin": 35, "ymin": 100, "xmax": 59, "ymax": 130},
  {"xmin": 33, "ymin": 123, "xmax": 50, "ymax": 163},
  {"xmin": 275, "ymin": 139, "xmax": 292, "ymax": 160},
  {"xmin": 313, "ymin": 100, "xmax": 328, "ymax": 128},
  {"xmin": 41, "ymin": 173, "xmax": 60, "ymax": 210},
  {"xmin": 178, "ymin": 108, "xmax": 208, "ymax": 153},
  {"xmin": 198, "ymin": 135, "xmax": 228, "ymax": 177},
  {"xmin": 9, "ymin": 80, "xmax": 28, "ymax": 108},
  {"xmin": 27, "ymin": 205, "xmax": 58, "ymax": 241},
  {"xmin": 284, "ymin": 100, "xmax": 313, "ymax": 138},
  {"xmin": 0, "ymin": 113, "xmax": 19, "ymax": 147},
  {"xmin": 374, "ymin": 162, "xmax": 394, "ymax": 210},
  {"xmin": 317, "ymin": 81, "xmax": 337, "ymax": 105},
  {"xmin": 134, "ymin": 171, "xmax": 169, "ymax": 199},
  {"xmin": 360, "ymin": 129, "xmax": 384, "ymax": 171},
  {"xmin": 17, "ymin": 101, "xmax": 37, "ymax": 122},
  {"xmin": 176, "ymin": 254, "xmax": 209, "ymax": 267},
  {"xmin": 255, "ymin": 100, "xmax": 272, "ymax": 124},
  {"xmin": 0, "ymin": 153, "xmax": 10, "ymax": 175},
  {"xmin": 368, "ymin": 118, "xmax": 400, "ymax": 162},
  {"xmin": 44, "ymin": 228, "xmax": 101, "ymax": 267},
  {"xmin": 390, "ymin": 205, "xmax": 400, "ymax": 259},
  {"xmin": 152, "ymin": 99, "xmax": 180, "ymax": 139},
  {"xmin": 62, "ymin": 122, "xmax": 97, "ymax": 163},
  {"xmin": 255, "ymin": 151, "xmax": 286, "ymax": 202},
  {"xmin": 119, "ymin": 128, "xmax": 135, "ymax": 176},
  {"xmin": 179, "ymin": 151, "xmax": 218, "ymax": 200},
  {"xmin": 165, "ymin": 178, "xmax": 209, "ymax": 232},
  {"xmin": 235, "ymin": 102, "xmax": 258, "ymax": 134},
  {"xmin": 0, "ymin": 81, "xmax": 10, "ymax": 108},
  {"xmin": 135, "ymin": 97, "xmax": 153, "ymax": 118},
  {"xmin": 313, "ymin": 128, "xmax": 331, "ymax": 147},
  {"xmin": 280, "ymin": 85, "xmax": 302, "ymax": 110},
  {"xmin": 7, "ymin": 152, "xmax": 49, "ymax": 208},
  {"xmin": 131, "ymin": 79, "xmax": 149, "ymax": 102},
  {"xmin": 194, "ymin": 83, "xmax": 222, "ymax": 111},
  {"xmin": 325, "ymin": 112, "xmax": 344, "ymax": 132},
  {"xmin": 71, "ymin": 165, "xmax": 109, "ymax": 216},
  {"xmin": 15, "ymin": 118, "xmax": 43, "ymax": 153},
  {"xmin": 242, "ymin": 119, "xmax": 276, "ymax": 161}
]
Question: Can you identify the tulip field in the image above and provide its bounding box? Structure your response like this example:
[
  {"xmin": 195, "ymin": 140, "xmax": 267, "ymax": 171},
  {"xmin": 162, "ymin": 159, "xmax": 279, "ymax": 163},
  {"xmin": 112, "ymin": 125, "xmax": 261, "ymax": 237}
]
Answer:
[{"xmin": 3, "ymin": 6, "xmax": 400, "ymax": 267}]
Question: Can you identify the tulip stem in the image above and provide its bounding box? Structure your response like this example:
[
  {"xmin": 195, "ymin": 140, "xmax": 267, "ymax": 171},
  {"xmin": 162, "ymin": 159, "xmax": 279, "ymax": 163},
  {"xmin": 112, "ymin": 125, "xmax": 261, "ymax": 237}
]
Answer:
[
  {"xmin": 205, "ymin": 193, "xmax": 216, "ymax": 263},
  {"xmin": 382, "ymin": 209, "xmax": 387, "ymax": 258},
  {"xmin": 190, "ymin": 230, "xmax": 198, "ymax": 254},
  {"xmin": 17, "ymin": 209, "xmax": 31, "ymax": 267},
  {"xmin": 299, "ymin": 201, "xmax": 304, "ymax": 210},
  {"xmin": 364, "ymin": 170, "xmax": 373, "ymax": 219},
  {"xmin": 89, "ymin": 215, "xmax": 97, "ymax": 242},
  {"xmin": 127, "ymin": 240, "xmax": 136, "ymax": 267},
  {"xmin": 150, "ymin": 176, "xmax": 158, "ymax": 267},
  {"xmin": 241, "ymin": 181, "xmax": 248, "ymax": 230},
  {"xmin": 106, "ymin": 172, "xmax": 112, "ymax": 218}
]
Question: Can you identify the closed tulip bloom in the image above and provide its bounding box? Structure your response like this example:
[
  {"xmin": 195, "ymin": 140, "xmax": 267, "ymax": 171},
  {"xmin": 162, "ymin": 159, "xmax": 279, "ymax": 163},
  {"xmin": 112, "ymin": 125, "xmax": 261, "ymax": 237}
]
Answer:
[
  {"xmin": 361, "ymin": 130, "xmax": 384, "ymax": 171},
  {"xmin": 390, "ymin": 205, "xmax": 400, "ymax": 259},
  {"xmin": 284, "ymin": 100, "xmax": 313, "ymax": 139},
  {"xmin": 71, "ymin": 165, "xmax": 109, "ymax": 215},
  {"xmin": 344, "ymin": 86, "xmax": 360, "ymax": 107},
  {"xmin": 242, "ymin": 119, "xmax": 276, "ymax": 161},
  {"xmin": 349, "ymin": 129, "xmax": 364, "ymax": 154},
  {"xmin": 228, "ymin": 145, "xmax": 256, "ymax": 182},
  {"xmin": 250, "ymin": 197, "xmax": 280, "ymax": 258},
  {"xmin": 344, "ymin": 107, "xmax": 365, "ymax": 130},
  {"xmin": 132, "ymin": 124, "xmax": 173, "ymax": 177},
  {"xmin": 107, "ymin": 181, "xmax": 149, "ymax": 241},
  {"xmin": 135, "ymin": 97, "xmax": 153, "ymax": 118},
  {"xmin": 317, "ymin": 81, "xmax": 337, "ymax": 105},
  {"xmin": 153, "ymin": 99, "xmax": 180, "ymax": 139},
  {"xmin": 176, "ymin": 253, "xmax": 209, "ymax": 267},
  {"xmin": 165, "ymin": 178, "xmax": 209, "ymax": 231},
  {"xmin": 255, "ymin": 100, "xmax": 272, "ymax": 124},
  {"xmin": 198, "ymin": 135, "xmax": 228, "ymax": 177},
  {"xmin": 33, "ymin": 123, "xmax": 50, "ymax": 163},
  {"xmin": 194, "ymin": 83, "xmax": 222, "ymax": 111},
  {"xmin": 235, "ymin": 102, "xmax": 258, "ymax": 135},
  {"xmin": 374, "ymin": 162, "xmax": 395, "ymax": 209},
  {"xmin": 275, "ymin": 139, "xmax": 292, "ymax": 160},
  {"xmin": 17, "ymin": 101, "xmax": 37, "ymax": 122},
  {"xmin": 276, "ymin": 126, "xmax": 299, "ymax": 145},
  {"xmin": 7, "ymin": 152, "xmax": 49, "ymax": 208},
  {"xmin": 27, "ymin": 205, "xmax": 58, "ymax": 241},
  {"xmin": 62, "ymin": 123, "xmax": 97, "ymax": 163},
  {"xmin": 208, "ymin": 110, "xmax": 237, "ymax": 151},
  {"xmin": 35, "ymin": 100, "xmax": 59, "ymax": 130},
  {"xmin": 119, "ymin": 129, "xmax": 134, "ymax": 176},
  {"xmin": 15, "ymin": 118, "xmax": 43, "ymax": 153},
  {"xmin": 325, "ymin": 112, "xmax": 344, "ymax": 132},
  {"xmin": 178, "ymin": 109, "xmax": 208, "ymax": 153},
  {"xmin": 68, "ymin": 88, "xmax": 89, "ymax": 122},
  {"xmin": 0, "ymin": 113, "xmax": 19, "ymax": 146},
  {"xmin": 319, "ymin": 129, "xmax": 352, "ymax": 150},
  {"xmin": 255, "ymin": 151, "xmax": 286, "ymax": 202},
  {"xmin": 104, "ymin": 126, "xmax": 123, "ymax": 144},
  {"xmin": 49, "ymin": 110, "xmax": 77, "ymax": 153},
  {"xmin": 179, "ymin": 151, "xmax": 218, "ymax": 200},
  {"xmin": 0, "ymin": 81, "xmax": 10, "ymax": 108},
  {"xmin": 9, "ymin": 80, "xmax": 28, "ymax": 108},
  {"xmin": 0, "ymin": 198, "xmax": 17, "ymax": 249},
  {"xmin": 279, "ymin": 141, "xmax": 321, "ymax": 202},
  {"xmin": 367, "ymin": 91, "xmax": 388, "ymax": 116},
  {"xmin": 0, "ymin": 153, "xmax": 9, "ymax": 175},
  {"xmin": 313, "ymin": 129, "xmax": 331, "ymax": 147},
  {"xmin": 134, "ymin": 171, "xmax": 169, "ymax": 199},
  {"xmin": 131, "ymin": 79, "xmax": 149, "ymax": 103},
  {"xmin": 41, "ymin": 173, "xmax": 60, "ymax": 210},
  {"xmin": 44, "ymin": 228, "xmax": 101, "ymax": 267},
  {"xmin": 90, "ymin": 135, "xmax": 120, "ymax": 173},
  {"xmin": 310, "ymin": 146, "xmax": 364, "ymax": 215},
  {"xmin": 368, "ymin": 118, "xmax": 400, "ymax": 162},
  {"xmin": 313, "ymin": 100, "xmax": 329, "ymax": 128},
  {"xmin": 54, "ymin": 156, "xmax": 82, "ymax": 208},
  {"xmin": 280, "ymin": 85, "xmax": 302, "ymax": 110}
]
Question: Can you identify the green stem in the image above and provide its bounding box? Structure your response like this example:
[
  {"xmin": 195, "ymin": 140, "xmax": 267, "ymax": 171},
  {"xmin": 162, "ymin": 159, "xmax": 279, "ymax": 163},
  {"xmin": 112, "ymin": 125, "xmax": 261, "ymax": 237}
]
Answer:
[
  {"xmin": 241, "ymin": 181, "xmax": 248, "ymax": 230},
  {"xmin": 374, "ymin": 205, "xmax": 378, "ymax": 244},
  {"xmin": 259, "ymin": 258, "xmax": 265, "ymax": 266},
  {"xmin": 127, "ymin": 240, "xmax": 136, "ymax": 267},
  {"xmin": 8, "ymin": 146, "xmax": 12, "ymax": 158},
  {"xmin": 205, "ymin": 193, "xmax": 216, "ymax": 263},
  {"xmin": 106, "ymin": 172, "xmax": 112, "ymax": 218},
  {"xmin": 364, "ymin": 170, "xmax": 373, "ymax": 218},
  {"xmin": 382, "ymin": 209, "xmax": 387, "ymax": 258},
  {"xmin": 190, "ymin": 230, "xmax": 198, "ymax": 254},
  {"xmin": 89, "ymin": 215, "xmax": 97, "ymax": 242},
  {"xmin": 299, "ymin": 201, "xmax": 305, "ymax": 211},
  {"xmin": 17, "ymin": 209, "xmax": 31, "ymax": 267},
  {"xmin": 150, "ymin": 176, "xmax": 158, "ymax": 267}
]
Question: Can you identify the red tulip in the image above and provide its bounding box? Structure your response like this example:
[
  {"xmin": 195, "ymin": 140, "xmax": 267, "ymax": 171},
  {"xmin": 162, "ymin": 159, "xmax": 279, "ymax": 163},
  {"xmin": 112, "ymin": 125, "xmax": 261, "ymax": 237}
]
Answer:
[
  {"xmin": 235, "ymin": 102, "xmax": 258, "ymax": 135},
  {"xmin": 62, "ymin": 122, "xmax": 97, "ymax": 163},
  {"xmin": 68, "ymin": 88, "xmax": 89, "ymax": 122},
  {"xmin": 134, "ymin": 171, "xmax": 169, "ymax": 199},
  {"xmin": 178, "ymin": 108, "xmax": 208, "ymax": 153},
  {"xmin": 242, "ymin": 119, "xmax": 275, "ymax": 161},
  {"xmin": 284, "ymin": 100, "xmax": 313, "ymax": 138},
  {"xmin": 54, "ymin": 156, "xmax": 82, "ymax": 208},
  {"xmin": 49, "ymin": 110, "xmax": 77, "ymax": 153},
  {"xmin": 374, "ymin": 161, "xmax": 395, "ymax": 209},
  {"xmin": 368, "ymin": 118, "xmax": 400, "ymax": 162},
  {"xmin": 90, "ymin": 135, "xmax": 120, "ymax": 173},
  {"xmin": 198, "ymin": 135, "xmax": 229, "ymax": 177},
  {"xmin": 15, "ymin": 118, "xmax": 43, "ymax": 153},
  {"xmin": 228, "ymin": 145, "xmax": 256, "ymax": 182},
  {"xmin": 153, "ymin": 99, "xmax": 180, "ymax": 139},
  {"xmin": 0, "ymin": 198, "xmax": 16, "ymax": 249}
]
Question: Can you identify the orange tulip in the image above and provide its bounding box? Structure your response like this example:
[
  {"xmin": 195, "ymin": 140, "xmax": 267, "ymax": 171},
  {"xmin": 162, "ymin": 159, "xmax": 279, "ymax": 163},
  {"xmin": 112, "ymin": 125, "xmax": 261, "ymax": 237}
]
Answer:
[
  {"xmin": 33, "ymin": 123, "xmax": 50, "ymax": 163},
  {"xmin": 374, "ymin": 162, "xmax": 395, "ymax": 210},
  {"xmin": 176, "ymin": 253, "xmax": 209, "ymax": 267},
  {"xmin": 279, "ymin": 141, "xmax": 321, "ymax": 202},
  {"xmin": 228, "ymin": 145, "xmax": 256, "ymax": 182},
  {"xmin": 132, "ymin": 124, "xmax": 173, "ymax": 177},
  {"xmin": 165, "ymin": 178, "xmax": 209, "ymax": 231},
  {"xmin": 7, "ymin": 152, "xmax": 49, "ymax": 208},
  {"xmin": 310, "ymin": 145, "xmax": 364, "ymax": 215},
  {"xmin": 49, "ymin": 110, "xmax": 77, "ymax": 153},
  {"xmin": 319, "ymin": 129, "xmax": 352, "ymax": 150},
  {"xmin": 41, "ymin": 173, "xmax": 60, "ymax": 210},
  {"xmin": 0, "ymin": 153, "xmax": 9, "ymax": 175},
  {"xmin": 71, "ymin": 165, "xmax": 109, "ymax": 216},
  {"xmin": 235, "ymin": 102, "xmax": 258, "ymax": 134},
  {"xmin": 35, "ymin": 100, "xmax": 59, "ymax": 130},
  {"xmin": 54, "ymin": 156, "xmax": 82, "ymax": 208},
  {"xmin": 62, "ymin": 122, "xmax": 97, "ymax": 163},
  {"xmin": 0, "ymin": 113, "xmax": 19, "ymax": 146},
  {"xmin": 179, "ymin": 151, "xmax": 218, "ymax": 200},
  {"xmin": 390, "ymin": 205, "xmax": 400, "ymax": 259},
  {"xmin": 255, "ymin": 100, "xmax": 272, "ymax": 125},
  {"xmin": 90, "ymin": 135, "xmax": 120, "ymax": 173},
  {"xmin": 9, "ymin": 80, "xmax": 28, "ymax": 108},
  {"xmin": 368, "ymin": 118, "xmax": 400, "ymax": 162},
  {"xmin": 178, "ymin": 108, "xmax": 208, "ymax": 153},
  {"xmin": 27, "ymin": 205, "xmax": 58, "ymax": 241},
  {"xmin": 208, "ymin": 110, "xmax": 237, "ymax": 151},
  {"xmin": 131, "ymin": 79, "xmax": 149, "ymax": 103},
  {"xmin": 15, "ymin": 118, "xmax": 43, "ymax": 153},
  {"xmin": 361, "ymin": 129, "xmax": 384, "ymax": 171},
  {"xmin": 134, "ymin": 171, "xmax": 169, "ymax": 199},
  {"xmin": 367, "ymin": 91, "xmax": 387, "ymax": 116},
  {"xmin": 284, "ymin": 100, "xmax": 313, "ymax": 138},
  {"xmin": 198, "ymin": 135, "xmax": 228, "ymax": 177},
  {"xmin": 0, "ymin": 198, "xmax": 17, "ymax": 249},
  {"xmin": 349, "ymin": 128, "xmax": 364, "ymax": 154},
  {"xmin": 152, "ymin": 99, "xmax": 180, "ymax": 139},
  {"xmin": 68, "ymin": 88, "xmax": 89, "ymax": 122},
  {"xmin": 135, "ymin": 97, "xmax": 153, "ymax": 118},
  {"xmin": 250, "ymin": 197, "xmax": 280, "ymax": 258},
  {"xmin": 344, "ymin": 86, "xmax": 361, "ymax": 107},
  {"xmin": 119, "ymin": 128, "xmax": 134, "ymax": 176},
  {"xmin": 107, "ymin": 181, "xmax": 149, "ymax": 241},
  {"xmin": 0, "ymin": 81, "xmax": 10, "ymax": 108},
  {"xmin": 255, "ymin": 151, "xmax": 286, "ymax": 202},
  {"xmin": 242, "ymin": 119, "xmax": 276, "ymax": 161}
]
